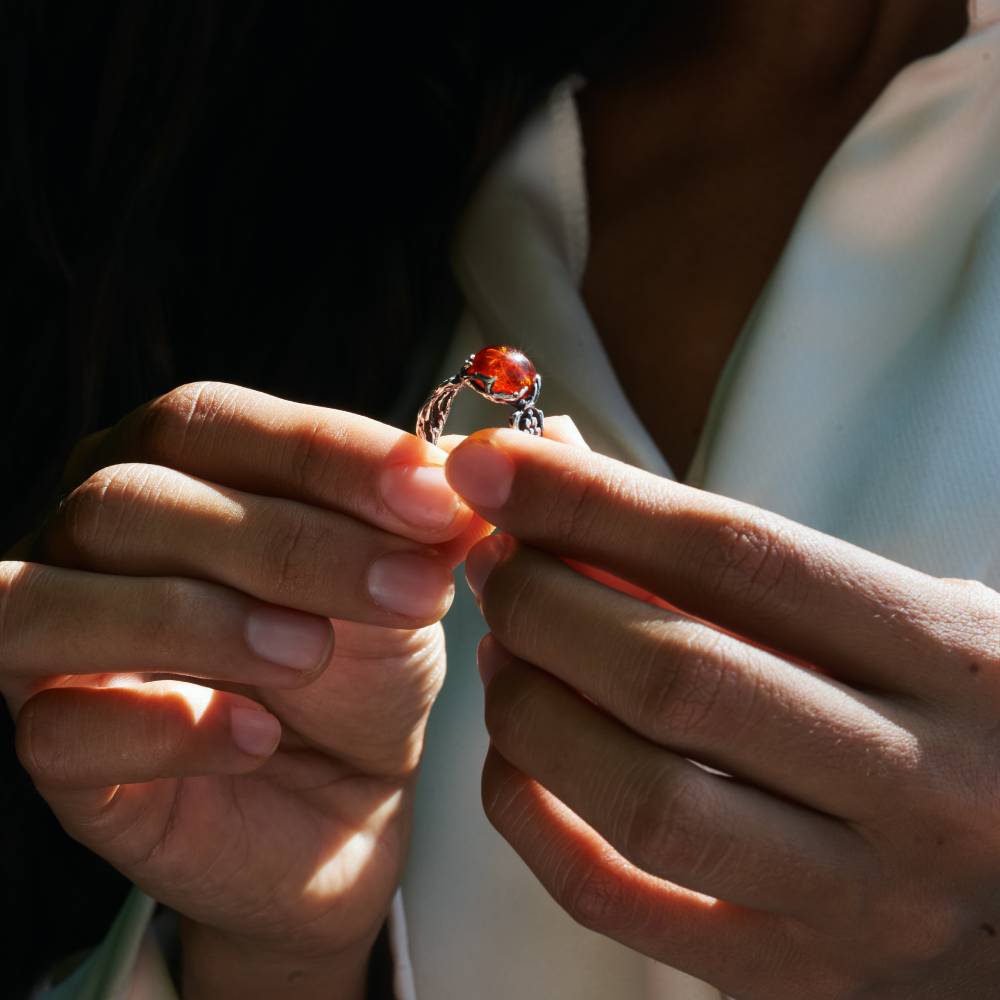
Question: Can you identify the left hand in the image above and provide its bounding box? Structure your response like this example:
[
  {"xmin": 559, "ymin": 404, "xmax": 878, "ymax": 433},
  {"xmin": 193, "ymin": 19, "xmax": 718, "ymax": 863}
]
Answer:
[
  {"xmin": 445, "ymin": 427, "xmax": 1000, "ymax": 999},
  {"xmin": 4, "ymin": 385, "xmax": 491, "ymax": 999}
]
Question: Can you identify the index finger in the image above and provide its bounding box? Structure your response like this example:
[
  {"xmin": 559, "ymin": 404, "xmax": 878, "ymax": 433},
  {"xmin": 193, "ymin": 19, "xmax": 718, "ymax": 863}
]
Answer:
[
  {"xmin": 445, "ymin": 429, "xmax": 982, "ymax": 696},
  {"xmin": 64, "ymin": 382, "xmax": 474, "ymax": 545}
]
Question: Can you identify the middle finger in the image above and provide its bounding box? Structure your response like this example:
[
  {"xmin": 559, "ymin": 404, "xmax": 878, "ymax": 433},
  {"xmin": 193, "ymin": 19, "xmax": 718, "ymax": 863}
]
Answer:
[
  {"xmin": 470, "ymin": 537, "xmax": 921, "ymax": 822},
  {"xmin": 446, "ymin": 430, "xmax": 971, "ymax": 700},
  {"xmin": 481, "ymin": 639, "xmax": 871, "ymax": 927}
]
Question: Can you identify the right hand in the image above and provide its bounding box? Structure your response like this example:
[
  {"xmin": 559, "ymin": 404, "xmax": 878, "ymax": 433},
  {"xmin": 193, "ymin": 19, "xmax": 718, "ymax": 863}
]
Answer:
[{"xmin": 2, "ymin": 381, "xmax": 485, "ymax": 994}]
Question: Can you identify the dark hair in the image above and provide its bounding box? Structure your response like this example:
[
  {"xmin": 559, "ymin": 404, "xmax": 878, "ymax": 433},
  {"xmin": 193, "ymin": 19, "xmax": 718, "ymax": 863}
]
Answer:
[
  {"xmin": 1, "ymin": 3, "xmax": 655, "ymax": 992},
  {"xmin": 1, "ymin": 1, "xmax": 656, "ymax": 548}
]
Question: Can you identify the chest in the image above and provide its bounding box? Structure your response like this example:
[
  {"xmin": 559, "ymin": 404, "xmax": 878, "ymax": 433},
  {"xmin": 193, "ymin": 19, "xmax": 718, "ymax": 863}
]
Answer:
[{"xmin": 577, "ymin": 84, "xmax": 887, "ymax": 482}]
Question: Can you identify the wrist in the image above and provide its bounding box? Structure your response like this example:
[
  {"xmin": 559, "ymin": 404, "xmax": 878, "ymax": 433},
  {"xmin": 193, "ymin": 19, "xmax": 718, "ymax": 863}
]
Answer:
[{"xmin": 179, "ymin": 919, "xmax": 376, "ymax": 1000}]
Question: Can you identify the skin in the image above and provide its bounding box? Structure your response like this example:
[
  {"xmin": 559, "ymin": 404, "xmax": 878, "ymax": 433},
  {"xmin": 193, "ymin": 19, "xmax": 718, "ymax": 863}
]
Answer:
[
  {"xmin": 447, "ymin": 428, "xmax": 1000, "ymax": 998},
  {"xmin": 0, "ymin": 382, "xmax": 578, "ymax": 996},
  {"xmin": 2, "ymin": 382, "xmax": 496, "ymax": 999},
  {"xmin": 580, "ymin": 0, "xmax": 969, "ymax": 480}
]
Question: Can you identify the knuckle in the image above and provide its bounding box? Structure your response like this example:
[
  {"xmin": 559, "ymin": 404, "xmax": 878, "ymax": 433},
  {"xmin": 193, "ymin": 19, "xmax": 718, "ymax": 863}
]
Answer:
[
  {"xmin": 483, "ymin": 668, "xmax": 536, "ymax": 750},
  {"xmin": 287, "ymin": 416, "xmax": 350, "ymax": 499},
  {"xmin": 544, "ymin": 464, "xmax": 604, "ymax": 543},
  {"xmin": 879, "ymin": 738, "xmax": 965, "ymax": 831},
  {"xmin": 935, "ymin": 576, "xmax": 1000, "ymax": 665},
  {"xmin": 16, "ymin": 694, "xmax": 71, "ymax": 786},
  {"xmin": 560, "ymin": 864, "xmax": 636, "ymax": 935},
  {"xmin": 481, "ymin": 759, "xmax": 532, "ymax": 835},
  {"xmin": 864, "ymin": 893, "xmax": 963, "ymax": 969},
  {"xmin": 939, "ymin": 576, "xmax": 998, "ymax": 600},
  {"xmin": 693, "ymin": 510, "xmax": 807, "ymax": 616},
  {"xmin": 620, "ymin": 765, "xmax": 713, "ymax": 877},
  {"xmin": 136, "ymin": 381, "xmax": 237, "ymax": 465},
  {"xmin": 55, "ymin": 474, "xmax": 113, "ymax": 555},
  {"xmin": 480, "ymin": 553, "xmax": 546, "ymax": 653},
  {"xmin": 57, "ymin": 464, "xmax": 167, "ymax": 561},
  {"xmin": 633, "ymin": 622, "xmax": 736, "ymax": 743},
  {"xmin": 256, "ymin": 503, "xmax": 323, "ymax": 595}
]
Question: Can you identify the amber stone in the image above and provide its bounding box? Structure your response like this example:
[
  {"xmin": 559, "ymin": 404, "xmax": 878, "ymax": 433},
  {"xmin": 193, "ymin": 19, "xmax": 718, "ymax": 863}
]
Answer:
[{"xmin": 469, "ymin": 345, "xmax": 536, "ymax": 398}]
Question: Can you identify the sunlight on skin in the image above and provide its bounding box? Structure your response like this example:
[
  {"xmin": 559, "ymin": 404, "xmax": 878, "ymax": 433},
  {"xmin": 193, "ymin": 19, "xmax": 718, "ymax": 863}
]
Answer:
[
  {"xmin": 304, "ymin": 828, "xmax": 378, "ymax": 900},
  {"xmin": 303, "ymin": 787, "xmax": 405, "ymax": 901},
  {"xmin": 104, "ymin": 674, "xmax": 215, "ymax": 723},
  {"xmin": 168, "ymin": 680, "xmax": 215, "ymax": 724}
]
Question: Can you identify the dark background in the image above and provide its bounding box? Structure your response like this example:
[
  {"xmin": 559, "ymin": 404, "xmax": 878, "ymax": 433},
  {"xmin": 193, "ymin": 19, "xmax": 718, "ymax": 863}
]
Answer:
[{"xmin": 0, "ymin": 2, "xmax": 656, "ymax": 993}]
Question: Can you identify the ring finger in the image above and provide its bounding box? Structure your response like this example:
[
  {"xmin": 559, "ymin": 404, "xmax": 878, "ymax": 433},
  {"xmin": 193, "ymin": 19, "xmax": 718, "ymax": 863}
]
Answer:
[
  {"xmin": 38, "ymin": 462, "xmax": 456, "ymax": 627},
  {"xmin": 480, "ymin": 638, "xmax": 872, "ymax": 926},
  {"xmin": 0, "ymin": 560, "xmax": 334, "ymax": 709},
  {"xmin": 471, "ymin": 538, "xmax": 920, "ymax": 821}
]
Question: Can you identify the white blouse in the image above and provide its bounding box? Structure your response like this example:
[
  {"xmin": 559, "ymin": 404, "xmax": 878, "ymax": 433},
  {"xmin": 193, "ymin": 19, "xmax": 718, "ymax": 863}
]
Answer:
[
  {"xmin": 39, "ymin": 2, "xmax": 1000, "ymax": 996},
  {"xmin": 404, "ymin": 4, "xmax": 1000, "ymax": 998}
]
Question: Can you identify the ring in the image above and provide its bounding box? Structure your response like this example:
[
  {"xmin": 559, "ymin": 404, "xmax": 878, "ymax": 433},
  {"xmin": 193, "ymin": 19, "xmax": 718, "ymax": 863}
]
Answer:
[{"xmin": 416, "ymin": 345, "xmax": 544, "ymax": 446}]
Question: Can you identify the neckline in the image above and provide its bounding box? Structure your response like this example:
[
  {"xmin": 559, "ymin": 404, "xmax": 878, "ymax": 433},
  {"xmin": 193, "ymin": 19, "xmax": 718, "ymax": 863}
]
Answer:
[
  {"xmin": 564, "ymin": 1, "xmax": 994, "ymax": 487},
  {"xmin": 451, "ymin": 6, "xmax": 998, "ymax": 488}
]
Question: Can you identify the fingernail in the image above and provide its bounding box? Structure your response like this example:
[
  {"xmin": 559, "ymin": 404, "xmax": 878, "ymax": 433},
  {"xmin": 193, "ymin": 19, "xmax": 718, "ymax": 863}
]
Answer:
[
  {"xmin": 465, "ymin": 533, "xmax": 513, "ymax": 599},
  {"xmin": 380, "ymin": 464, "xmax": 460, "ymax": 530},
  {"xmin": 368, "ymin": 551, "xmax": 455, "ymax": 619},
  {"xmin": 230, "ymin": 707, "xmax": 281, "ymax": 757},
  {"xmin": 245, "ymin": 605, "xmax": 334, "ymax": 671},
  {"xmin": 445, "ymin": 440, "xmax": 514, "ymax": 509}
]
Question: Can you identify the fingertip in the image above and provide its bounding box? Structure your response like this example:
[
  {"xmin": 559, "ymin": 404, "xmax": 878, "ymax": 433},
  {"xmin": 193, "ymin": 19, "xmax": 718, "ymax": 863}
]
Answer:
[
  {"xmin": 380, "ymin": 462, "xmax": 471, "ymax": 537},
  {"xmin": 13, "ymin": 694, "xmax": 40, "ymax": 779},
  {"xmin": 476, "ymin": 632, "xmax": 512, "ymax": 687},
  {"xmin": 543, "ymin": 415, "xmax": 591, "ymax": 450},
  {"xmin": 229, "ymin": 706, "xmax": 282, "ymax": 758},
  {"xmin": 444, "ymin": 435, "xmax": 516, "ymax": 510},
  {"xmin": 465, "ymin": 532, "xmax": 515, "ymax": 600},
  {"xmin": 434, "ymin": 513, "xmax": 498, "ymax": 570},
  {"xmin": 245, "ymin": 605, "xmax": 335, "ymax": 675},
  {"xmin": 436, "ymin": 434, "xmax": 466, "ymax": 454},
  {"xmin": 367, "ymin": 550, "xmax": 456, "ymax": 623}
]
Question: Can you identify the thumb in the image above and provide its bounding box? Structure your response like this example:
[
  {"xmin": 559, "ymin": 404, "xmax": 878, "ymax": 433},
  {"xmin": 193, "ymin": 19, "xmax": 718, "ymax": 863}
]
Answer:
[{"xmin": 443, "ymin": 415, "xmax": 592, "ymax": 566}]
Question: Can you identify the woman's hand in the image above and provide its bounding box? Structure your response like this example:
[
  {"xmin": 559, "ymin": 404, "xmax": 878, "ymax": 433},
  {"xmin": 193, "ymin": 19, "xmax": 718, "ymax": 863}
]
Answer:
[
  {"xmin": 446, "ymin": 428, "xmax": 1000, "ymax": 999},
  {"xmin": 2, "ymin": 382, "xmax": 486, "ymax": 1000}
]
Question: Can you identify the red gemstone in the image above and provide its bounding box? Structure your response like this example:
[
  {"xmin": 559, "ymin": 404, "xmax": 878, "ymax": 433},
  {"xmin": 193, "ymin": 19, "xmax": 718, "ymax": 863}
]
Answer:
[{"xmin": 469, "ymin": 345, "xmax": 536, "ymax": 398}]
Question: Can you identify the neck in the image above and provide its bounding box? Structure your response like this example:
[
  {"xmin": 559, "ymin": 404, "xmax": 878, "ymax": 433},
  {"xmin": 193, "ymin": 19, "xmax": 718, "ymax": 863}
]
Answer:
[
  {"xmin": 579, "ymin": 1, "xmax": 971, "ymax": 172},
  {"xmin": 599, "ymin": 1, "xmax": 969, "ymax": 97}
]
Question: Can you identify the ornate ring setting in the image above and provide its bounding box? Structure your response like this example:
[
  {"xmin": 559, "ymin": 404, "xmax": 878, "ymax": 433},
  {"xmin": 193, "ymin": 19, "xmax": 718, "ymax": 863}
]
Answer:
[{"xmin": 416, "ymin": 345, "xmax": 544, "ymax": 446}]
